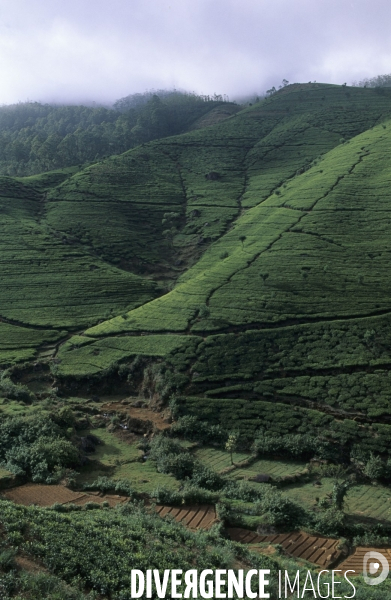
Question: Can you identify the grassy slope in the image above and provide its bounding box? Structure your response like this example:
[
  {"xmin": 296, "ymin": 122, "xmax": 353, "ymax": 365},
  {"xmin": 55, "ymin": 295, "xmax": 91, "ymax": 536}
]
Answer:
[
  {"xmin": 52, "ymin": 84, "xmax": 391, "ymax": 452},
  {"xmin": 3, "ymin": 83, "xmax": 391, "ymax": 452}
]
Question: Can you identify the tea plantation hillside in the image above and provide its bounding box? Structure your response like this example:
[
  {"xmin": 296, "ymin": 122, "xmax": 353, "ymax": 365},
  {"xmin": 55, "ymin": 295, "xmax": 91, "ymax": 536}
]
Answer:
[{"xmin": 3, "ymin": 83, "xmax": 391, "ymax": 453}]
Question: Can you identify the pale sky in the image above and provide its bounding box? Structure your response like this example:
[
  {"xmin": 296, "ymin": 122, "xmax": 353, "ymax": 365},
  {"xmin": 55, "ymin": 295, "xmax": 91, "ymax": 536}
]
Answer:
[{"xmin": 0, "ymin": 0, "xmax": 390, "ymax": 105}]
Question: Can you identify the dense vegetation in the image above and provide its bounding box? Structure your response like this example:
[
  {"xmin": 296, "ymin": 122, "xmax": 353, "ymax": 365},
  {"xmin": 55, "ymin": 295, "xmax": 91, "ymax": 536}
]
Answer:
[
  {"xmin": 0, "ymin": 494, "xmax": 390, "ymax": 599},
  {"xmin": 2, "ymin": 82, "xmax": 391, "ymax": 450},
  {"xmin": 0, "ymin": 412, "xmax": 78, "ymax": 482},
  {"xmin": 3, "ymin": 80, "xmax": 391, "ymax": 595},
  {"xmin": 0, "ymin": 90, "xmax": 234, "ymax": 176}
]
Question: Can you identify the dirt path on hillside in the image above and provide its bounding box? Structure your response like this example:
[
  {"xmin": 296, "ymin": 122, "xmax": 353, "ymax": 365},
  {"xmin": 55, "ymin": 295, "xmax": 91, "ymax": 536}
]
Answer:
[{"xmin": 101, "ymin": 400, "xmax": 172, "ymax": 431}]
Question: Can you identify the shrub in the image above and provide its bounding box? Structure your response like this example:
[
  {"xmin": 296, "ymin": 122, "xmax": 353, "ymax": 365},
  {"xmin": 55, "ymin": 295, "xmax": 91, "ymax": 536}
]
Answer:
[
  {"xmin": 312, "ymin": 509, "xmax": 346, "ymax": 537},
  {"xmin": 170, "ymin": 416, "xmax": 228, "ymax": 445},
  {"xmin": 364, "ymin": 453, "xmax": 385, "ymax": 480},
  {"xmin": 149, "ymin": 435, "xmax": 196, "ymax": 479},
  {"xmin": 260, "ymin": 489, "xmax": 308, "ymax": 529},
  {"xmin": 215, "ymin": 502, "xmax": 244, "ymax": 526},
  {"xmin": 149, "ymin": 436, "xmax": 183, "ymax": 460},
  {"xmin": 0, "ymin": 549, "xmax": 16, "ymax": 573},
  {"xmin": 222, "ymin": 480, "xmax": 269, "ymax": 502},
  {"xmin": 198, "ymin": 304, "xmax": 210, "ymax": 318},
  {"xmin": 191, "ymin": 463, "xmax": 224, "ymax": 490},
  {"xmin": 0, "ymin": 373, "xmax": 35, "ymax": 403},
  {"xmin": 152, "ymin": 484, "xmax": 218, "ymax": 505},
  {"xmin": 83, "ymin": 502, "xmax": 101, "ymax": 510},
  {"xmin": 181, "ymin": 484, "xmax": 218, "ymax": 505},
  {"xmin": 253, "ymin": 432, "xmax": 332, "ymax": 460},
  {"xmin": 83, "ymin": 476, "xmax": 134, "ymax": 496},
  {"xmin": 152, "ymin": 486, "xmax": 183, "ymax": 505},
  {"xmin": 158, "ymin": 453, "xmax": 196, "ymax": 479}
]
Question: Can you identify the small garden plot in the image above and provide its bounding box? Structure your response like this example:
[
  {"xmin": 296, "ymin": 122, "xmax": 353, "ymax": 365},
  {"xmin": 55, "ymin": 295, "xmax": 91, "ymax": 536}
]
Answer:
[
  {"xmin": 193, "ymin": 447, "xmax": 250, "ymax": 472},
  {"xmin": 230, "ymin": 458, "xmax": 306, "ymax": 480},
  {"xmin": 282, "ymin": 478, "xmax": 335, "ymax": 510},
  {"xmin": 339, "ymin": 547, "xmax": 391, "ymax": 577},
  {"xmin": 2, "ymin": 484, "xmax": 86, "ymax": 507},
  {"xmin": 282, "ymin": 479, "xmax": 391, "ymax": 522},
  {"xmin": 155, "ymin": 504, "xmax": 217, "ymax": 530},
  {"xmin": 345, "ymin": 484, "xmax": 391, "ymax": 521},
  {"xmin": 113, "ymin": 460, "xmax": 180, "ymax": 494},
  {"xmin": 226, "ymin": 528, "xmax": 343, "ymax": 568}
]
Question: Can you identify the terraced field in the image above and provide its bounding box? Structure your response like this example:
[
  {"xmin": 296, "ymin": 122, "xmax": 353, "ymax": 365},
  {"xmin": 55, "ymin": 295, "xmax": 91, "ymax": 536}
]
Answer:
[
  {"xmin": 229, "ymin": 458, "xmax": 306, "ymax": 480},
  {"xmin": 4, "ymin": 83, "xmax": 391, "ymax": 600},
  {"xmin": 194, "ymin": 447, "xmax": 305, "ymax": 477},
  {"xmin": 25, "ymin": 85, "xmax": 389, "ymax": 457},
  {"xmin": 3, "ymin": 83, "xmax": 391, "ymax": 493},
  {"xmin": 339, "ymin": 547, "xmax": 391, "ymax": 576},
  {"xmin": 345, "ymin": 484, "xmax": 391, "ymax": 521},
  {"xmin": 1, "ymin": 484, "xmax": 130, "ymax": 507},
  {"xmin": 193, "ymin": 448, "xmax": 250, "ymax": 472},
  {"xmin": 1, "ymin": 483, "xmax": 217, "ymax": 529},
  {"xmin": 283, "ymin": 479, "xmax": 391, "ymax": 521},
  {"xmin": 155, "ymin": 504, "xmax": 217, "ymax": 530},
  {"xmin": 226, "ymin": 528, "xmax": 343, "ymax": 567}
]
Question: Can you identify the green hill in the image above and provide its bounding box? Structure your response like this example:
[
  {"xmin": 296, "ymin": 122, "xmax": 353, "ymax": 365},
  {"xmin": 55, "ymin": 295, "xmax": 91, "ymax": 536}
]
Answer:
[
  {"xmin": 3, "ymin": 82, "xmax": 391, "ymax": 454},
  {"xmin": 0, "ymin": 91, "xmax": 234, "ymax": 176}
]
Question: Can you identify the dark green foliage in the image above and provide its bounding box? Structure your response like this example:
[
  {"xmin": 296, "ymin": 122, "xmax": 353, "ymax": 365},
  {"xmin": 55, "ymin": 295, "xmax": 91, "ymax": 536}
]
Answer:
[
  {"xmin": 0, "ymin": 415, "xmax": 79, "ymax": 482},
  {"xmin": 83, "ymin": 476, "xmax": 134, "ymax": 496},
  {"xmin": 0, "ymin": 549, "xmax": 16, "ymax": 572},
  {"xmin": 152, "ymin": 484, "xmax": 218, "ymax": 505},
  {"xmin": 0, "ymin": 500, "xmax": 242, "ymax": 599},
  {"xmin": 311, "ymin": 509, "xmax": 347, "ymax": 537},
  {"xmin": 0, "ymin": 92, "xmax": 231, "ymax": 177},
  {"xmin": 363, "ymin": 453, "xmax": 387, "ymax": 480},
  {"xmin": 191, "ymin": 462, "xmax": 224, "ymax": 490},
  {"xmin": 253, "ymin": 433, "xmax": 331, "ymax": 460},
  {"xmin": 0, "ymin": 373, "xmax": 35, "ymax": 403},
  {"xmin": 149, "ymin": 436, "xmax": 195, "ymax": 479},
  {"xmin": 169, "ymin": 415, "xmax": 228, "ymax": 445},
  {"xmin": 222, "ymin": 480, "xmax": 269, "ymax": 503},
  {"xmin": 260, "ymin": 488, "xmax": 308, "ymax": 529}
]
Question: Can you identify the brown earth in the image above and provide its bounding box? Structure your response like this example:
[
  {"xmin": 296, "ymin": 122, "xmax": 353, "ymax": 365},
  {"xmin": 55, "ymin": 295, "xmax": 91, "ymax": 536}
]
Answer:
[
  {"xmin": 155, "ymin": 504, "xmax": 217, "ymax": 530},
  {"xmin": 1, "ymin": 484, "xmax": 217, "ymax": 532},
  {"xmin": 101, "ymin": 401, "xmax": 171, "ymax": 431},
  {"xmin": 2, "ymin": 484, "xmax": 217, "ymax": 531},
  {"xmin": 15, "ymin": 555, "xmax": 47, "ymax": 574},
  {"xmin": 1, "ymin": 484, "xmax": 128, "ymax": 507},
  {"xmin": 226, "ymin": 528, "xmax": 344, "ymax": 568},
  {"xmin": 338, "ymin": 547, "xmax": 391, "ymax": 576}
]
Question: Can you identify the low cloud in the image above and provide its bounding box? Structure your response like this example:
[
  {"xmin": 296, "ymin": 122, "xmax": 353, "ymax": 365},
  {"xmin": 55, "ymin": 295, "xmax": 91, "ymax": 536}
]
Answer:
[{"xmin": 0, "ymin": 0, "xmax": 390, "ymax": 104}]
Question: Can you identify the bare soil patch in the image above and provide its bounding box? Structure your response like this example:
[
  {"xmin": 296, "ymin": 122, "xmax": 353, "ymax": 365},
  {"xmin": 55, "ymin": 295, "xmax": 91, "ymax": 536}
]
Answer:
[
  {"xmin": 339, "ymin": 547, "xmax": 391, "ymax": 576},
  {"xmin": 1, "ymin": 484, "xmax": 128, "ymax": 507},
  {"xmin": 226, "ymin": 528, "xmax": 343, "ymax": 567},
  {"xmin": 15, "ymin": 555, "xmax": 47, "ymax": 573},
  {"xmin": 155, "ymin": 504, "xmax": 217, "ymax": 530},
  {"xmin": 101, "ymin": 400, "xmax": 171, "ymax": 431}
]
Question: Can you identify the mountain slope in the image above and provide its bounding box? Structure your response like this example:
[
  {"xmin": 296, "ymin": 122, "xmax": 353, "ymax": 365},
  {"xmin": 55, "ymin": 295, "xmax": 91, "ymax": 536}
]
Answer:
[{"xmin": 3, "ymin": 83, "xmax": 391, "ymax": 454}]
